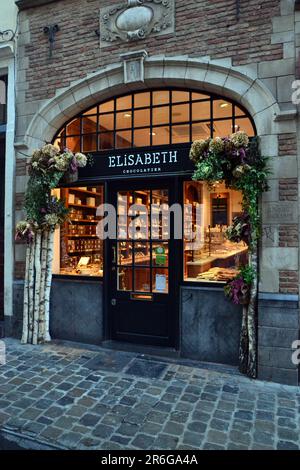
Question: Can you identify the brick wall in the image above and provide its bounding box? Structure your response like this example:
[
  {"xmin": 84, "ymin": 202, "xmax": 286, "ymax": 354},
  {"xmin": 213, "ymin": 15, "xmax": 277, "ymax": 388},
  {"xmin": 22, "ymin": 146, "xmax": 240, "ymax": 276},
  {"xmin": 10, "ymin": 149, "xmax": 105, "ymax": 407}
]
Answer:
[
  {"xmin": 278, "ymin": 134, "xmax": 297, "ymax": 156},
  {"xmin": 279, "ymin": 270, "xmax": 299, "ymax": 294},
  {"xmin": 21, "ymin": 0, "xmax": 282, "ymax": 102},
  {"xmin": 279, "ymin": 179, "xmax": 298, "ymax": 201}
]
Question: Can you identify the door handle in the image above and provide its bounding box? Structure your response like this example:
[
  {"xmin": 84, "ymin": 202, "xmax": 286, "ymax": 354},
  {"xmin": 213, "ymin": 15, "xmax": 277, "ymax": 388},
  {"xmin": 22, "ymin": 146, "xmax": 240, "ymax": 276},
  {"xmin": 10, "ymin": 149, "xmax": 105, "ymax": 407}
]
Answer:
[
  {"xmin": 111, "ymin": 298, "xmax": 116, "ymax": 306},
  {"xmin": 112, "ymin": 246, "xmax": 116, "ymax": 264}
]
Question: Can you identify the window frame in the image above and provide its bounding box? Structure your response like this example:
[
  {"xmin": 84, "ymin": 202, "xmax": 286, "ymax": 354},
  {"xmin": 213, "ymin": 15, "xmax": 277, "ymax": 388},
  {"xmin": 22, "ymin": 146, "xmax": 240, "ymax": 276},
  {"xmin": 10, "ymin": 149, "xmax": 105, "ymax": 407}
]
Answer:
[{"xmin": 53, "ymin": 88, "xmax": 256, "ymax": 153}]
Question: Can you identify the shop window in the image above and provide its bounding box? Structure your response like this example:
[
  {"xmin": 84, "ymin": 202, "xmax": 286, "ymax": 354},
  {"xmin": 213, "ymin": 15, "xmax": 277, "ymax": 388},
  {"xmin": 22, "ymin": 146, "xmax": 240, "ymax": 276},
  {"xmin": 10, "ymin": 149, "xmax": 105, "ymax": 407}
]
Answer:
[
  {"xmin": 183, "ymin": 181, "xmax": 248, "ymax": 283},
  {"xmin": 55, "ymin": 89, "xmax": 255, "ymax": 152},
  {"xmin": 52, "ymin": 185, "xmax": 104, "ymax": 277}
]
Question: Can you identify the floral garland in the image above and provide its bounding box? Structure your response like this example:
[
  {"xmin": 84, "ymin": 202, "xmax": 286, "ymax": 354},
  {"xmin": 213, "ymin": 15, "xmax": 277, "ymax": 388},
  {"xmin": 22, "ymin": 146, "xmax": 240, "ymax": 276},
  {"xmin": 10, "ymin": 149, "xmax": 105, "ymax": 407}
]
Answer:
[
  {"xmin": 190, "ymin": 131, "xmax": 269, "ymax": 305},
  {"xmin": 190, "ymin": 131, "xmax": 269, "ymax": 378},
  {"xmin": 16, "ymin": 144, "xmax": 89, "ymax": 241}
]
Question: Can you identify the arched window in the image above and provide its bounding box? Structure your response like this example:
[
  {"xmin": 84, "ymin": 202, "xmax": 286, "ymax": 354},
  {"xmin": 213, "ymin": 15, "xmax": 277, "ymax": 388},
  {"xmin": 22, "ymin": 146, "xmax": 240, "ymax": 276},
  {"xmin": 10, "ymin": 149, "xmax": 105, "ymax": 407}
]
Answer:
[{"xmin": 54, "ymin": 89, "xmax": 256, "ymax": 152}]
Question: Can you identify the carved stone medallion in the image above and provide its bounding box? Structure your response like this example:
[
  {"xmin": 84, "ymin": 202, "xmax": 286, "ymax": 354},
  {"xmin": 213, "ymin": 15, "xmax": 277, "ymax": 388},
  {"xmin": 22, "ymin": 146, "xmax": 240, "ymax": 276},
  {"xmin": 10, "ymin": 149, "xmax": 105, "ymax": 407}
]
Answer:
[{"xmin": 99, "ymin": 0, "xmax": 175, "ymax": 47}]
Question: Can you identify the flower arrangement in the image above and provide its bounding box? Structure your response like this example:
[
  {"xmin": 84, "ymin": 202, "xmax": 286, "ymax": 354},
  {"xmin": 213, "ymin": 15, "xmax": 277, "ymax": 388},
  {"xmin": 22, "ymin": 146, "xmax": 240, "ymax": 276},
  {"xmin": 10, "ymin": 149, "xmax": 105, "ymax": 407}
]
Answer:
[
  {"xmin": 190, "ymin": 131, "xmax": 269, "ymax": 378},
  {"xmin": 29, "ymin": 144, "xmax": 87, "ymax": 177},
  {"xmin": 225, "ymin": 212, "xmax": 252, "ymax": 245},
  {"xmin": 224, "ymin": 265, "xmax": 255, "ymax": 305},
  {"xmin": 16, "ymin": 144, "xmax": 90, "ymax": 346}
]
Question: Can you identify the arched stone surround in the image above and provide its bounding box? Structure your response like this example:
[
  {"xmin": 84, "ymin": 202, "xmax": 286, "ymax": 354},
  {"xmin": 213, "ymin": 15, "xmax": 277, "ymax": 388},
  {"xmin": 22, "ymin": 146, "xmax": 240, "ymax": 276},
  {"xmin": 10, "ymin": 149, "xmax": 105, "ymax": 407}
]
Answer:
[{"xmin": 22, "ymin": 56, "xmax": 280, "ymax": 151}]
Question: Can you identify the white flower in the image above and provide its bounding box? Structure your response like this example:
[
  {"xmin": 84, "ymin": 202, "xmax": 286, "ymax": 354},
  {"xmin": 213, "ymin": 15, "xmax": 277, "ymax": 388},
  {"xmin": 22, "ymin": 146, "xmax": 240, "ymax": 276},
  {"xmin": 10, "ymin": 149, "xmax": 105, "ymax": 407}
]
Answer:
[{"xmin": 75, "ymin": 153, "xmax": 87, "ymax": 168}]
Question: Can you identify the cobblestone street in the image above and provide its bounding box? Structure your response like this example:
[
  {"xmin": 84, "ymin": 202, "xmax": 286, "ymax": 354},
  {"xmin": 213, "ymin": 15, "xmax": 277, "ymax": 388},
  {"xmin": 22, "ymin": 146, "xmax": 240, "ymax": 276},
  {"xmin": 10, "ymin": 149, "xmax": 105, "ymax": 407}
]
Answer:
[{"xmin": 0, "ymin": 338, "xmax": 299, "ymax": 451}]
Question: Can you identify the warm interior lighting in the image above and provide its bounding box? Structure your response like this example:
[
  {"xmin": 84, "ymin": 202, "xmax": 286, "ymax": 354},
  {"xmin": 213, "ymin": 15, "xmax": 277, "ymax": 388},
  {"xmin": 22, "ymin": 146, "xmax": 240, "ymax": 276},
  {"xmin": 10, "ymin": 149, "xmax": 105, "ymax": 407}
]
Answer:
[
  {"xmin": 220, "ymin": 102, "xmax": 229, "ymax": 108},
  {"xmin": 124, "ymin": 113, "xmax": 131, "ymax": 118}
]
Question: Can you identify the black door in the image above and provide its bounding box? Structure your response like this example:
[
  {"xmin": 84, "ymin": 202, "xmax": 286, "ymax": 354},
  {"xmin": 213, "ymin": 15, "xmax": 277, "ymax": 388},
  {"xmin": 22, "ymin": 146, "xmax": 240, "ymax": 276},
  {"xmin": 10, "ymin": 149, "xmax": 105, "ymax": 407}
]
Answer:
[{"xmin": 107, "ymin": 179, "xmax": 178, "ymax": 347}]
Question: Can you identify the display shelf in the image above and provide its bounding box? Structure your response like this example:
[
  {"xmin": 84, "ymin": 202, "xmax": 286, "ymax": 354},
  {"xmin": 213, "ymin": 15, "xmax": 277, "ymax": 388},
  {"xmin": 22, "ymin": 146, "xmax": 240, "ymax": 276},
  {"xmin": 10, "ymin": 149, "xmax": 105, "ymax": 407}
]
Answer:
[{"xmin": 68, "ymin": 188, "xmax": 102, "ymax": 196}]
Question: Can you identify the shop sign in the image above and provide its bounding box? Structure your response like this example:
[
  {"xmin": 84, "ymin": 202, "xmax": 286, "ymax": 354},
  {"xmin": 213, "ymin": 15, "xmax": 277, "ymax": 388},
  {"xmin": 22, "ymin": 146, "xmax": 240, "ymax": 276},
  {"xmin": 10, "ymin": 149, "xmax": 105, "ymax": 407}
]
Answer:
[{"xmin": 79, "ymin": 145, "xmax": 194, "ymax": 179}]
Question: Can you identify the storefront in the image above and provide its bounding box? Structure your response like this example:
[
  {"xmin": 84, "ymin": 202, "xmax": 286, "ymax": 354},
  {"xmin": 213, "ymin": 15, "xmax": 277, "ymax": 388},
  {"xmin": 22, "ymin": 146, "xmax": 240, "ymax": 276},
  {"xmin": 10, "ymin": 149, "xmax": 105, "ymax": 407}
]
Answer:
[
  {"xmin": 11, "ymin": 0, "xmax": 300, "ymax": 384},
  {"xmin": 48, "ymin": 88, "xmax": 255, "ymax": 363}
]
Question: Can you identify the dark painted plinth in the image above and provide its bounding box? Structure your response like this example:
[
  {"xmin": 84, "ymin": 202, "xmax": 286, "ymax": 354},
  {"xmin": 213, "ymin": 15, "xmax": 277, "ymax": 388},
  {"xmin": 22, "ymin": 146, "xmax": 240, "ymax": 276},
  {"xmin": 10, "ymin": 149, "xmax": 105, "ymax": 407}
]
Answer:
[
  {"xmin": 258, "ymin": 294, "xmax": 299, "ymax": 385},
  {"xmin": 181, "ymin": 286, "xmax": 242, "ymax": 366},
  {"xmin": 50, "ymin": 278, "xmax": 104, "ymax": 345}
]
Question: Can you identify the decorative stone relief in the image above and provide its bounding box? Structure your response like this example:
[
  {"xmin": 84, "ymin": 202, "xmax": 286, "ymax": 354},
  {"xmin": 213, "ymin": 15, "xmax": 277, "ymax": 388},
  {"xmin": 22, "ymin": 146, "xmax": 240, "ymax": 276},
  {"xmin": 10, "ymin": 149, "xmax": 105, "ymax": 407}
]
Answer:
[
  {"xmin": 99, "ymin": 0, "xmax": 175, "ymax": 48},
  {"xmin": 120, "ymin": 50, "xmax": 148, "ymax": 84}
]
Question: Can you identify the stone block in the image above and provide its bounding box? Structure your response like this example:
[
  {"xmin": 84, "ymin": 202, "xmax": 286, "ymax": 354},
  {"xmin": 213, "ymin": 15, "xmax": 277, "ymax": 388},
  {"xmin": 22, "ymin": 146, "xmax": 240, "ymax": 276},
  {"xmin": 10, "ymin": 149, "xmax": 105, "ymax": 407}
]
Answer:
[
  {"xmin": 258, "ymin": 365, "xmax": 298, "ymax": 386},
  {"xmin": 283, "ymin": 42, "xmax": 295, "ymax": 59},
  {"xmin": 277, "ymin": 75, "xmax": 295, "ymax": 103},
  {"xmin": 271, "ymin": 31, "xmax": 294, "ymax": 45},
  {"xmin": 272, "ymin": 15, "xmax": 294, "ymax": 33},
  {"xmin": 258, "ymin": 59, "xmax": 295, "ymax": 78},
  {"xmin": 259, "ymin": 268, "xmax": 279, "ymax": 293},
  {"xmin": 258, "ymin": 326, "xmax": 298, "ymax": 348},
  {"xmin": 262, "ymin": 202, "xmax": 298, "ymax": 224},
  {"xmin": 259, "ymin": 307, "xmax": 299, "ymax": 329},
  {"xmin": 258, "ymin": 347, "xmax": 297, "ymax": 369},
  {"xmin": 281, "ymin": 0, "xmax": 295, "ymax": 16},
  {"xmin": 181, "ymin": 287, "xmax": 242, "ymax": 366},
  {"xmin": 261, "ymin": 247, "xmax": 298, "ymax": 270},
  {"xmin": 50, "ymin": 279, "xmax": 104, "ymax": 345},
  {"xmin": 262, "ymin": 180, "xmax": 279, "ymax": 203}
]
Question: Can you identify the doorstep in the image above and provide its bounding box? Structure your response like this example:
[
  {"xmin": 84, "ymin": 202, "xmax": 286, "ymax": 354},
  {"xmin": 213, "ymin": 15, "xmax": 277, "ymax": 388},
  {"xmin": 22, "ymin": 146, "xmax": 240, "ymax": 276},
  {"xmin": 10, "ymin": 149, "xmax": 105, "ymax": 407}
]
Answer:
[{"xmin": 101, "ymin": 340, "xmax": 180, "ymax": 359}]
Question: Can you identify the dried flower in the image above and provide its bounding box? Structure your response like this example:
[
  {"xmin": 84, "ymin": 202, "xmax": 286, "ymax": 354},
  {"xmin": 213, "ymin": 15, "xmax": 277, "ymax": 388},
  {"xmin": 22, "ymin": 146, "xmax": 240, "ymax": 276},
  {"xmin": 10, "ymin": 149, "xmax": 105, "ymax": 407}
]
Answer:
[
  {"xmin": 75, "ymin": 152, "xmax": 87, "ymax": 168},
  {"xmin": 209, "ymin": 137, "xmax": 224, "ymax": 154},
  {"xmin": 230, "ymin": 131, "xmax": 249, "ymax": 148},
  {"xmin": 44, "ymin": 213, "xmax": 60, "ymax": 227},
  {"xmin": 189, "ymin": 139, "xmax": 209, "ymax": 163}
]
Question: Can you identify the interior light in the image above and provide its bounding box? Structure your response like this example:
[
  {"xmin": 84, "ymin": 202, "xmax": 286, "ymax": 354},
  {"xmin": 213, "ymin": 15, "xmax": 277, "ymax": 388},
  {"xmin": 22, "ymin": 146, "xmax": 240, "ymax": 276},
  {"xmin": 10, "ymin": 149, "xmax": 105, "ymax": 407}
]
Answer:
[
  {"xmin": 220, "ymin": 102, "xmax": 229, "ymax": 108},
  {"xmin": 124, "ymin": 113, "xmax": 131, "ymax": 118},
  {"xmin": 150, "ymin": 132, "xmax": 156, "ymax": 136}
]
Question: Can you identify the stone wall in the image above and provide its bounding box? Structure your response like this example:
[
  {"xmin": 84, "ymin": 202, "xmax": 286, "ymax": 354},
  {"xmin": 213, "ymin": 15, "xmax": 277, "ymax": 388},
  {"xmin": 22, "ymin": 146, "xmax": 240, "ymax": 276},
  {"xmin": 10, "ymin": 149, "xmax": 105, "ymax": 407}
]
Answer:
[{"xmin": 258, "ymin": 295, "xmax": 299, "ymax": 385}]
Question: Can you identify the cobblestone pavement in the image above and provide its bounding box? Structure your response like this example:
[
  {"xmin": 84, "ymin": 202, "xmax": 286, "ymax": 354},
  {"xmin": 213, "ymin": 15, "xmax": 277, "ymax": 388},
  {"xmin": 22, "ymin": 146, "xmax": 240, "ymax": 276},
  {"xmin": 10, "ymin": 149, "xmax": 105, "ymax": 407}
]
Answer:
[{"xmin": 0, "ymin": 338, "xmax": 299, "ymax": 450}]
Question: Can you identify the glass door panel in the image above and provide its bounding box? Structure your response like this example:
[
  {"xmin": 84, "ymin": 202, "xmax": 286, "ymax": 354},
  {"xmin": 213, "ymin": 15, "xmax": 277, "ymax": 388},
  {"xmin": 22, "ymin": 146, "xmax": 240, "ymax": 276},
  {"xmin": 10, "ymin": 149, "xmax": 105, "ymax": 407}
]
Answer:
[{"xmin": 116, "ymin": 188, "xmax": 169, "ymax": 294}]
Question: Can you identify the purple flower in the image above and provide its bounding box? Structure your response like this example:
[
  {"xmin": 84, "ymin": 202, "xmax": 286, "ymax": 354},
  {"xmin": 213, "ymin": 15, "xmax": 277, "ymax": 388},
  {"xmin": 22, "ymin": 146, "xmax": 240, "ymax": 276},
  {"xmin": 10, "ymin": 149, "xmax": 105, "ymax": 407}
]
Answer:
[{"xmin": 70, "ymin": 156, "xmax": 78, "ymax": 173}]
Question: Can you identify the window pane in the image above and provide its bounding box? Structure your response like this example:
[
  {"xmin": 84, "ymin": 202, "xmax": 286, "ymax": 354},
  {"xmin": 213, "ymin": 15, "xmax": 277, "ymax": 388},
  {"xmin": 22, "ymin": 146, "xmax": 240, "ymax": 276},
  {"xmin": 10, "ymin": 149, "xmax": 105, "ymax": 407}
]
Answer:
[
  {"xmin": 82, "ymin": 116, "xmax": 97, "ymax": 134},
  {"xmin": 118, "ymin": 268, "xmax": 133, "ymax": 291},
  {"xmin": 134, "ymin": 268, "xmax": 151, "ymax": 292},
  {"xmin": 118, "ymin": 242, "xmax": 132, "ymax": 265},
  {"xmin": 83, "ymin": 107, "xmax": 97, "ymax": 116},
  {"xmin": 152, "ymin": 242, "xmax": 169, "ymax": 267},
  {"xmin": 213, "ymin": 120, "xmax": 233, "ymax": 138},
  {"xmin": 116, "ymin": 111, "xmax": 132, "ymax": 129},
  {"xmin": 99, "ymin": 113, "xmax": 114, "ymax": 131},
  {"xmin": 172, "ymin": 103, "xmax": 189, "ymax": 123},
  {"xmin": 235, "ymin": 105, "xmax": 246, "ymax": 117},
  {"xmin": 52, "ymin": 185, "xmax": 104, "ymax": 277},
  {"xmin": 183, "ymin": 181, "xmax": 248, "ymax": 283},
  {"xmin": 134, "ymin": 242, "xmax": 150, "ymax": 266},
  {"xmin": 172, "ymin": 124, "xmax": 190, "ymax": 144},
  {"xmin": 153, "ymin": 268, "xmax": 168, "ymax": 293},
  {"xmin": 116, "ymin": 95, "xmax": 132, "ymax": 110},
  {"xmin": 116, "ymin": 130, "xmax": 132, "ymax": 148},
  {"xmin": 192, "ymin": 122, "xmax": 211, "ymax": 140},
  {"xmin": 192, "ymin": 92, "xmax": 209, "ymax": 100},
  {"xmin": 234, "ymin": 118, "xmax": 255, "ymax": 137},
  {"xmin": 152, "ymin": 126, "xmax": 170, "ymax": 146},
  {"xmin": 153, "ymin": 90, "xmax": 169, "ymax": 106},
  {"xmin": 100, "ymin": 100, "xmax": 114, "ymax": 113},
  {"xmin": 192, "ymin": 101, "xmax": 210, "ymax": 121},
  {"xmin": 213, "ymin": 100, "xmax": 233, "ymax": 119},
  {"xmin": 153, "ymin": 106, "xmax": 170, "ymax": 125},
  {"xmin": 134, "ymin": 108, "xmax": 150, "ymax": 127},
  {"xmin": 99, "ymin": 132, "xmax": 114, "ymax": 150},
  {"xmin": 82, "ymin": 134, "xmax": 97, "ymax": 152},
  {"xmin": 66, "ymin": 118, "xmax": 80, "ymax": 135},
  {"xmin": 134, "ymin": 92, "xmax": 150, "ymax": 108},
  {"xmin": 172, "ymin": 90, "xmax": 189, "ymax": 103},
  {"xmin": 65, "ymin": 136, "xmax": 80, "ymax": 152},
  {"xmin": 134, "ymin": 128, "xmax": 150, "ymax": 147}
]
